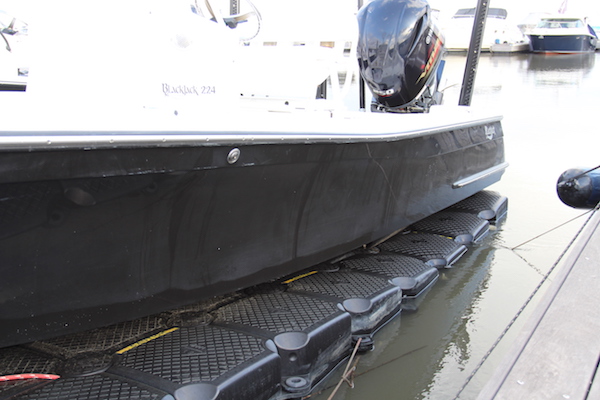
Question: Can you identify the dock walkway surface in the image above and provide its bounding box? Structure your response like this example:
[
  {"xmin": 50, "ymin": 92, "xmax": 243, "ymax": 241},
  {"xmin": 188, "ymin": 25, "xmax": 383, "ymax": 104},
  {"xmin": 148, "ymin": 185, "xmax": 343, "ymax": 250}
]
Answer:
[{"xmin": 478, "ymin": 206, "xmax": 600, "ymax": 400}]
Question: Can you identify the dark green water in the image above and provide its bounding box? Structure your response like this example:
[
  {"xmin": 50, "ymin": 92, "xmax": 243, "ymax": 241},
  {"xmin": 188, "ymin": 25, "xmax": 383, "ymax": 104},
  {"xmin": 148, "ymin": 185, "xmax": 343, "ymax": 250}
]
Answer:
[{"xmin": 314, "ymin": 52, "xmax": 600, "ymax": 400}]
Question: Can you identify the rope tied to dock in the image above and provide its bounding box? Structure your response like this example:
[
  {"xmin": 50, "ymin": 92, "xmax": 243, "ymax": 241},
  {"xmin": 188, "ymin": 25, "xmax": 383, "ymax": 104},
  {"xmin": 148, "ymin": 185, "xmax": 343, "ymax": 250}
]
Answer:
[{"xmin": 325, "ymin": 338, "xmax": 362, "ymax": 400}]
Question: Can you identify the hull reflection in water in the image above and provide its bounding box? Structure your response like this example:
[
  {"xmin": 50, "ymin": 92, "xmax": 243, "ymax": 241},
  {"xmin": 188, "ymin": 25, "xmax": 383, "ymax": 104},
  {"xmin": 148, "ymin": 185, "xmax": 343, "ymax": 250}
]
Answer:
[{"xmin": 527, "ymin": 52, "xmax": 596, "ymax": 72}]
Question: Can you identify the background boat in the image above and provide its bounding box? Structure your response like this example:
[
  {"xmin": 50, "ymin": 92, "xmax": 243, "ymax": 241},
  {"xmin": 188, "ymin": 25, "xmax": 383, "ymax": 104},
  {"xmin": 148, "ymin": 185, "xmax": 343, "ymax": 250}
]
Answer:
[
  {"xmin": 441, "ymin": 7, "xmax": 527, "ymax": 52},
  {"xmin": 489, "ymin": 40, "xmax": 530, "ymax": 54},
  {"xmin": 526, "ymin": 15, "xmax": 598, "ymax": 53}
]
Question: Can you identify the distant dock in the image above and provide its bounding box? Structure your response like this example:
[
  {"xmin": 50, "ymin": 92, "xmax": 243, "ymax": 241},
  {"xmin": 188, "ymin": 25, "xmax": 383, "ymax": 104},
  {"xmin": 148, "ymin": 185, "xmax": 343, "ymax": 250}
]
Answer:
[{"xmin": 478, "ymin": 206, "xmax": 600, "ymax": 399}]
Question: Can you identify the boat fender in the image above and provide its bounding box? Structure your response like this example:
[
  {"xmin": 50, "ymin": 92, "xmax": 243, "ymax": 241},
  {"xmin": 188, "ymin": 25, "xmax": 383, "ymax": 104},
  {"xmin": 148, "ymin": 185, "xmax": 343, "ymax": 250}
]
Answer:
[{"xmin": 556, "ymin": 167, "xmax": 600, "ymax": 209}]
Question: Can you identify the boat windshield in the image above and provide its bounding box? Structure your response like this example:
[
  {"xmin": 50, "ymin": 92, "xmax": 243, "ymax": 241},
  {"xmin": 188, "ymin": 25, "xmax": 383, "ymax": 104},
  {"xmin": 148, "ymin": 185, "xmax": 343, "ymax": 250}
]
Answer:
[{"xmin": 537, "ymin": 18, "xmax": 584, "ymax": 29}]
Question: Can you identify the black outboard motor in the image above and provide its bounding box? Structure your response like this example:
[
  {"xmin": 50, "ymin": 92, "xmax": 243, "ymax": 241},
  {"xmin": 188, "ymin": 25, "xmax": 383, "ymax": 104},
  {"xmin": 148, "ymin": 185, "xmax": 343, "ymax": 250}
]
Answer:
[{"xmin": 357, "ymin": 0, "xmax": 445, "ymax": 112}]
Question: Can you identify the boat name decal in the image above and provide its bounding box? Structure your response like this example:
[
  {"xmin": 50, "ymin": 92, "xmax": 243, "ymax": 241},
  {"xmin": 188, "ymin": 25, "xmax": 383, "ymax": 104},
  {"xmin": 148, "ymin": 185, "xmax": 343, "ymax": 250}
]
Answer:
[{"xmin": 162, "ymin": 83, "xmax": 216, "ymax": 96}]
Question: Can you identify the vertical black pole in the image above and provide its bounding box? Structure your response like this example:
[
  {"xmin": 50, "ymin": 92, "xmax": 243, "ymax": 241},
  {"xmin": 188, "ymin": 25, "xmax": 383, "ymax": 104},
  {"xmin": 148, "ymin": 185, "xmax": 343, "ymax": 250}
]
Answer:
[
  {"xmin": 358, "ymin": 0, "xmax": 366, "ymax": 110},
  {"xmin": 230, "ymin": 0, "xmax": 239, "ymax": 15},
  {"xmin": 458, "ymin": 0, "xmax": 489, "ymax": 106}
]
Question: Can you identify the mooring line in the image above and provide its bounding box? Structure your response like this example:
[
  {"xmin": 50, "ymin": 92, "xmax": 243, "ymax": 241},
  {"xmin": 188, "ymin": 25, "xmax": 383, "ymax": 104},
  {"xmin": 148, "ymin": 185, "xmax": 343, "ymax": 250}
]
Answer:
[
  {"xmin": 501, "ymin": 208, "xmax": 595, "ymax": 278},
  {"xmin": 353, "ymin": 345, "xmax": 428, "ymax": 379},
  {"xmin": 326, "ymin": 338, "xmax": 362, "ymax": 400},
  {"xmin": 510, "ymin": 208, "xmax": 593, "ymax": 251},
  {"xmin": 303, "ymin": 344, "xmax": 429, "ymax": 399},
  {"xmin": 453, "ymin": 204, "xmax": 599, "ymax": 399}
]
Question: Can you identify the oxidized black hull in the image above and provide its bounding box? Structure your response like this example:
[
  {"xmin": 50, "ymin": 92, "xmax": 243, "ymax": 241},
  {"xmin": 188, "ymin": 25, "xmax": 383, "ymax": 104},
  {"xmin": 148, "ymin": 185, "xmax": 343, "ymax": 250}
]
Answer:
[{"xmin": 0, "ymin": 119, "xmax": 505, "ymax": 347}]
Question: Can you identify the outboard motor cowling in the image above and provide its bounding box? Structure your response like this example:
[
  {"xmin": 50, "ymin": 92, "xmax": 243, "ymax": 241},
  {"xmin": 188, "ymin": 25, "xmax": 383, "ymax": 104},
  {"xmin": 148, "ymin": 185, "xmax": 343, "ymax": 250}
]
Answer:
[{"xmin": 357, "ymin": 0, "xmax": 445, "ymax": 112}]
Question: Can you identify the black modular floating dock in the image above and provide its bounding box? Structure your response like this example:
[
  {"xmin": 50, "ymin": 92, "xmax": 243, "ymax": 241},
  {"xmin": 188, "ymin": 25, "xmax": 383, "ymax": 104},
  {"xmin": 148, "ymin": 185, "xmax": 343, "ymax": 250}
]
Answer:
[{"xmin": 0, "ymin": 190, "xmax": 507, "ymax": 400}]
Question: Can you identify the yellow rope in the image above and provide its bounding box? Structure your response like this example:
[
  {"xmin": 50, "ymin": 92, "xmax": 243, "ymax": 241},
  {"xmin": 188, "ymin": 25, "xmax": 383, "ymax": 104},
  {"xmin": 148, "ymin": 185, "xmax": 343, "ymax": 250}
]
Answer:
[
  {"xmin": 116, "ymin": 327, "xmax": 179, "ymax": 354},
  {"xmin": 282, "ymin": 270, "xmax": 318, "ymax": 284}
]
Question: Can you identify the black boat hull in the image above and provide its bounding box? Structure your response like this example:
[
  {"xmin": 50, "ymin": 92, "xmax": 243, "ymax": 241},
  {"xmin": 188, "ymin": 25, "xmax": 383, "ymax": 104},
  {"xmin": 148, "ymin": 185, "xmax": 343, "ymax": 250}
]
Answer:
[
  {"xmin": 527, "ymin": 33, "xmax": 597, "ymax": 53},
  {"xmin": 0, "ymin": 117, "xmax": 506, "ymax": 347}
]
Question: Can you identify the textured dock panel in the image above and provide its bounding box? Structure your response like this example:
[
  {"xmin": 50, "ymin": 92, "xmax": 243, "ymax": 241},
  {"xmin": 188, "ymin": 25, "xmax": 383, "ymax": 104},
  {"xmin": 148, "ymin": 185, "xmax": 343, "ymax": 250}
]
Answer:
[
  {"xmin": 285, "ymin": 270, "xmax": 394, "ymax": 301},
  {"xmin": 119, "ymin": 326, "xmax": 266, "ymax": 383},
  {"xmin": 378, "ymin": 233, "xmax": 468, "ymax": 268},
  {"xmin": 339, "ymin": 253, "xmax": 439, "ymax": 311},
  {"xmin": 213, "ymin": 293, "xmax": 351, "ymax": 397},
  {"xmin": 213, "ymin": 292, "xmax": 343, "ymax": 334},
  {"xmin": 340, "ymin": 253, "xmax": 438, "ymax": 297},
  {"xmin": 0, "ymin": 380, "xmax": 51, "ymax": 399},
  {"xmin": 285, "ymin": 270, "xmax": 403, "ymax": 350},
  {"xmin": 449, "ymin": 190, "xmax": 508, "ymax": 222},
  {"xmin": 6, "ymin": 324, "xmax": 281, "ymax": 400},
  {"xmin": 0, "ymin": 346, "xmax": 61, "ymax": 397},
  {"xmin": 410, "ymin": 211, "xmax": 490, "ymax": 244},
  {"xmin": 118, "ymin": 324, "xmax": 280, "ymax": 400},
  {"xmin": 15, "ymin": 374, "xmax": 170, "ymax": 400},
  {"xmin": 0, "ymin": 347, "xmax": 59, "ymax": 377}
]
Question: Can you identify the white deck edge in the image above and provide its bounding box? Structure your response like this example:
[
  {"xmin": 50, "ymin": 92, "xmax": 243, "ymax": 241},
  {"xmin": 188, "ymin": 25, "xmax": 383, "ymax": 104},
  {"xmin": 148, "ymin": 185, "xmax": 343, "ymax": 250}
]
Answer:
[{"xmin": 0, "ymin": 114, "xmax": 502, "ymax": 151}]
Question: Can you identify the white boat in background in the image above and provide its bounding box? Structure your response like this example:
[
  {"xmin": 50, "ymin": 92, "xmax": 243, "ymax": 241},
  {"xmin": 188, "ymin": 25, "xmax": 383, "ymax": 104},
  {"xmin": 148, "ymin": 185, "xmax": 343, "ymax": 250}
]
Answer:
[
  {"xmin": 489, "ymin": 40, "xmax": 530, "ymax": 54},
  {"xmin": 442, "ymin": 7, "xmax": 527, "ymax": 52},
  {"xmin": 526, "ymin": 15, "xmax": 598, "ymax": 53}
]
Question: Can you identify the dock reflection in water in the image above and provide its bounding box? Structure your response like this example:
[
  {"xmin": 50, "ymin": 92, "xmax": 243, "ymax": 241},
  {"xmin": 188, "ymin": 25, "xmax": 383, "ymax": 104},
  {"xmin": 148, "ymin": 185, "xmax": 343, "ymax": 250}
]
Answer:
[{"xmin": 315, "ymin": 52, "xmax": 600, "ymax": 399}]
